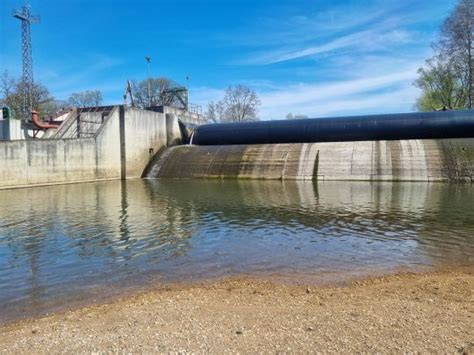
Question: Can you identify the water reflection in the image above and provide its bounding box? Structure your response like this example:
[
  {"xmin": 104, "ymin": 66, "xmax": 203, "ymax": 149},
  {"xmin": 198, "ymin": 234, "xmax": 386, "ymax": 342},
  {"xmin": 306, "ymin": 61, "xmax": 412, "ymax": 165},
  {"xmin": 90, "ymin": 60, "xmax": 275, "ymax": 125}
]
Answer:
[{"xmin": 0, "ymin": 179, "xmax": 473, "ymax": 323}]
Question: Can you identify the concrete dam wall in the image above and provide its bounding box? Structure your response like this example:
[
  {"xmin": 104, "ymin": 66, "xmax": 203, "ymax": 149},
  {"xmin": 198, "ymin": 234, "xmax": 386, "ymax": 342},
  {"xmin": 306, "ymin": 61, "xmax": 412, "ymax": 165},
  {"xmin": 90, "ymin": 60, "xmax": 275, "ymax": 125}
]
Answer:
[
  {"xmin": 0, "ymin": 106, "xmax": 197, "ymax": 190},
  {"xmin": 146, "ymin": 138, "xmax": 474, "ymax": 182}
]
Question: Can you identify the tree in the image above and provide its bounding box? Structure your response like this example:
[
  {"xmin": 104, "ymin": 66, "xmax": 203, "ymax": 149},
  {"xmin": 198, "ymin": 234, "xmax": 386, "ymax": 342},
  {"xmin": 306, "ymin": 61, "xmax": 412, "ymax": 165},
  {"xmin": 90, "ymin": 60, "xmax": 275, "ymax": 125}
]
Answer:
[
  {"xmin": 418, "ymin": 0, "xmax": 474, "ymax": 110},
  {"xmin": 438, "ymin": 0, "xmax": 474, "ymax": 108},
  {"xmin": 206, "ymin": 85, "xmax": 261, "ymax": 123},
  {"xmin": 68, "ymin": 90, "xmax": 103, "ymax": 108},
  {"xmin": 206, "ymin": 101, "xmax": 225, "ymax": 123},
  {"xmin": 286, "ymin": 113, "xmax": 308, "ymax": 119},
  {"xmin": 0, "ymin": 71, "xmax": 59, "ymax": 119},
  {"xmin": 132, "ymin": 77, "xmax": 171, "ymax": 108},
  {"xmin": 0, "ymin": 71, "xmax": 16, "ymax": 101},
  {"xmin": 415, "ymin": 54, "xmax": 468, "ymax": 111}
]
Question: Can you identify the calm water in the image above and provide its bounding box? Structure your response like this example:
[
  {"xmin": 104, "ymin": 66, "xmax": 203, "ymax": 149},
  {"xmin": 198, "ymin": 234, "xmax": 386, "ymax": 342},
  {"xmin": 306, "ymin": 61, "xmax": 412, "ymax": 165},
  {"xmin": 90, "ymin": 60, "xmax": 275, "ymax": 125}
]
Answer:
[{"xmin": 0, "ymin": 179, "xmax": 473, "ymax": 323}]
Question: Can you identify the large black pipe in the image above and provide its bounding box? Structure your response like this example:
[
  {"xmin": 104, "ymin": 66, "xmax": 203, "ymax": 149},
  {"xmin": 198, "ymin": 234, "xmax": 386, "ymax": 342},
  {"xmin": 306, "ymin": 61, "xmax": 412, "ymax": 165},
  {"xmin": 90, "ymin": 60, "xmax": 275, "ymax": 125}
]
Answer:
[{"xmin": 190, "ymin": 110, "xmax": 474, "ymax": 146}]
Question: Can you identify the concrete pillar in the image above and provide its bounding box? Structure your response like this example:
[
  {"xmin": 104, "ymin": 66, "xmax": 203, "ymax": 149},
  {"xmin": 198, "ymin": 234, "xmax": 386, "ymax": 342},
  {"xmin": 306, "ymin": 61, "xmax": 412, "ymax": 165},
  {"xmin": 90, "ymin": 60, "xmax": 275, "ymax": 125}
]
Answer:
[
  {"xmin": 119, "ymin": 105, "xmax": 126, "ymax": 180},
  {"xmin": 166, "ymin": 114, "xmax": 182, "ymax": 146},
  {"xmin": 0, "ymin": 117, "xmax": 23, "ymax": 141}
]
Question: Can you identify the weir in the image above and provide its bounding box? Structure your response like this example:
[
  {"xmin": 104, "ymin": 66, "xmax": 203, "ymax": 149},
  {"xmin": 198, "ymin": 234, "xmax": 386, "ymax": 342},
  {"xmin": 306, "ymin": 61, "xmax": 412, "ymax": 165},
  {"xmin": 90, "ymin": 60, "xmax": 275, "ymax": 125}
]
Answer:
[
  {"xmin": 146, "ymin": 110, "xmax": 474, "ymax": 182},
  {"xmin": 1, "ymin": 107, "xmax": 474, "ymax": 187}
]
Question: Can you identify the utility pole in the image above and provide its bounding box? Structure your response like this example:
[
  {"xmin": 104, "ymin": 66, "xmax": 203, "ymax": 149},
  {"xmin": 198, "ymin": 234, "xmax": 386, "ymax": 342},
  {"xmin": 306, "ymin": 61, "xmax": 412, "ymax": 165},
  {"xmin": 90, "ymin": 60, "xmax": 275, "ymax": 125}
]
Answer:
[
  {"xmin": 13, "ymin": 4, "xmax": 40, "ymax": 121},
  {"xmin": 185, "ymin": 75, "xmax": 189, "ymax": 111},
  {"xmin": 145, "ymin": 56, "xmax": 151, "ymax": 107}
]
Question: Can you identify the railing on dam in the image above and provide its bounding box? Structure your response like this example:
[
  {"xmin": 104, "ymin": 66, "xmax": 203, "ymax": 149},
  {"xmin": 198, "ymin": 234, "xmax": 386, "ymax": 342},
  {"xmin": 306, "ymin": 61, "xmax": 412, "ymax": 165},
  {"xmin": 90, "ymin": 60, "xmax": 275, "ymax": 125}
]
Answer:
[{"xmin": 49, "ymin": 106, "xmax": 115, "ymax": 139}]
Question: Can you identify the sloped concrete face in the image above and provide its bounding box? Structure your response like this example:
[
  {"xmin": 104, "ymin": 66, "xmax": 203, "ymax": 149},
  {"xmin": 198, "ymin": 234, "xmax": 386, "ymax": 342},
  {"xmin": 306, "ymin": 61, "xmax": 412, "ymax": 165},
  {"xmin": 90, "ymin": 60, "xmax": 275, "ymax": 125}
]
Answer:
[{"xmin": 146, "ymin": 138, "xmax": 474, "ymax": 182}]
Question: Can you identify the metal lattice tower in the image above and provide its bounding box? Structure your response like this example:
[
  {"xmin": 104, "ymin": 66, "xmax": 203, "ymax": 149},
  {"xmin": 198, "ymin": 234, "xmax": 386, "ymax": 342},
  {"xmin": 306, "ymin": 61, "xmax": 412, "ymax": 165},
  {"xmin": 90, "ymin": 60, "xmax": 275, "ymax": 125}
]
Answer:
[{"xmin": 13, "ymin": 4, "xmax": 40, "ymax": 121}]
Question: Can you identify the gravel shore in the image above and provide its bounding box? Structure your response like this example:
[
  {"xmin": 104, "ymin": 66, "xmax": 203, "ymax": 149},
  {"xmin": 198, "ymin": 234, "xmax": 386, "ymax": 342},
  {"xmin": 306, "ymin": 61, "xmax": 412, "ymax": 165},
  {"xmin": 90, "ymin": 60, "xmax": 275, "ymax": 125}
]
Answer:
[{"xmin": 1, "ymin": 270, "xmax": 473, "ymax": 353}]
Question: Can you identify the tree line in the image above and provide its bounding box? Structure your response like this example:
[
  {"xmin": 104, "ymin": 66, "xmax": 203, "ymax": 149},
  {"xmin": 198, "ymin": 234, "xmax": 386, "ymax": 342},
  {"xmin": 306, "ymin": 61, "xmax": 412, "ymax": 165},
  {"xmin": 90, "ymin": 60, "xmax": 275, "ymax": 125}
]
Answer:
[
  {"xmin": 0, "ymin": 74, "xmax": 187, "ymax": 119},
  {"xmin": 0, "ymin": 71, "xmax": 104, "ymax": 119},
  {"xmin": 415, "ymin": 0, "xmax": 473, "ymax": 111}
]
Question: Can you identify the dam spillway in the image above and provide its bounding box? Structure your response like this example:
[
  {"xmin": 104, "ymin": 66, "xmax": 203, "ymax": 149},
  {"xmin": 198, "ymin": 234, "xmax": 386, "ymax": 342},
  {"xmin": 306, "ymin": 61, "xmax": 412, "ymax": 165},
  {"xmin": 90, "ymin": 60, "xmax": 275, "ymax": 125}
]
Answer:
[
  {"xmin": 146, "ymin": 139, "xmax": 474, "ymax": 181},
  {"xmin": 147, "ymin": 110, "xmax": 474, "ymax": 182}
]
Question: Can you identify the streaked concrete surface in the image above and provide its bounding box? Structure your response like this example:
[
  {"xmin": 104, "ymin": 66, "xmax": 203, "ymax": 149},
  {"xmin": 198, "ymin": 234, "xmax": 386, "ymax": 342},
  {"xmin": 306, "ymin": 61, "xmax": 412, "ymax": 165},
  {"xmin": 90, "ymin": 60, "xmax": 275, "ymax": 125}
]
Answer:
[
  {"xmin": 0, "ymin": 106, "xmax": 200, "ymax": 189},
  {"xmin": 147, "ymin": 138, "xmax": 474, "ymax": 182}
]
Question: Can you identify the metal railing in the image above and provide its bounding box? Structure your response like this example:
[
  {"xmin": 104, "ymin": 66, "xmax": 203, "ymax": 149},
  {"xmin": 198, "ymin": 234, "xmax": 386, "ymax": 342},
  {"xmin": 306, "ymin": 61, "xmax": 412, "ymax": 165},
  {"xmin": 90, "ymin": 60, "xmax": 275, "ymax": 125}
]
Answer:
[{"xmin": 51, "ymin": 106, "xmax": 115, "ymax": 139}]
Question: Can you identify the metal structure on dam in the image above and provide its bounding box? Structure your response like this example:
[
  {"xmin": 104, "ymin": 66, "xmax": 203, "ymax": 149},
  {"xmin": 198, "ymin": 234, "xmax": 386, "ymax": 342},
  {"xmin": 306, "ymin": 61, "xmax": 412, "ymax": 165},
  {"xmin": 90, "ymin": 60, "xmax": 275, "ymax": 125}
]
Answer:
[{"xmin": 187, "ymin": 110, "xmax": 474, "ymax": 146}]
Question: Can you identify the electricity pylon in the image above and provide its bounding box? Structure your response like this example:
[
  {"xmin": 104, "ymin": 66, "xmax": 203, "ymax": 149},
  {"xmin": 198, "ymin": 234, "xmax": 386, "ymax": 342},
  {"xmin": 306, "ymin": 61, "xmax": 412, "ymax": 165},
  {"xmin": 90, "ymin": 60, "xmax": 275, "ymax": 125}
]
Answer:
[{"xmin": 13, "ymin": 4, "xmax": 40, "ymax": 121}]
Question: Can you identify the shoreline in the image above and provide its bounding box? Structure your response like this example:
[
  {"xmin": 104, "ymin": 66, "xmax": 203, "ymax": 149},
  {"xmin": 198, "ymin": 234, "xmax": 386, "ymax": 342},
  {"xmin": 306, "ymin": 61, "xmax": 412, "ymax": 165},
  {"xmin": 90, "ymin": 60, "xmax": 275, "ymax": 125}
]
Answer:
[
  {"xmin": 1, "ymin": 268, "xmax": 473, "ymax": 353},
  {"xmin": 0, "ymin": 264, "xmax": 438, "ymax": 327}
]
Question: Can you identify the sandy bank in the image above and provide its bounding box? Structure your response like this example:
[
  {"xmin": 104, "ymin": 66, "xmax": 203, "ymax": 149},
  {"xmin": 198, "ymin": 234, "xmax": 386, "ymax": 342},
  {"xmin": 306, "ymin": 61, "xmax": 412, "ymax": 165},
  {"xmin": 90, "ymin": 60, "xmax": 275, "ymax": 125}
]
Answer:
[{"xmin": 1, "ymin": 270, "xmax": 473, "ymax": 353}]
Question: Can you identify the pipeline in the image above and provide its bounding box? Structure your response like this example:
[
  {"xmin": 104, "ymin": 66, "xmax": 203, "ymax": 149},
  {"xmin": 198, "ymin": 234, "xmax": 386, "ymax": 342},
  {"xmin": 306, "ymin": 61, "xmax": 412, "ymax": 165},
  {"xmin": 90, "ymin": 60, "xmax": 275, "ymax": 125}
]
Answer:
[
  {"xmin": 189, "ymin": 110, "xmax": 474, "ymax": 146},
  {"xmin": 31, "ymin": 110, "xmax": 61, "ymax": 130}
]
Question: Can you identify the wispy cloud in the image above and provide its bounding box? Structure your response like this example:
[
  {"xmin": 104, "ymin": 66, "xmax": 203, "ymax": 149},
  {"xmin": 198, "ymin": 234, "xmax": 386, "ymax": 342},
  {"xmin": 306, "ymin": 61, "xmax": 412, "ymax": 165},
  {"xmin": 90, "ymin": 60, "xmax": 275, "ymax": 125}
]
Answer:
[
  {"xmin": 189, "ymin": 86, "xmax": 224, "ymax": 108},
  {"xmin": 232, "ymin": 1, "xmax": 442, "ymax": 66},
  {"xmin": 198, "ymin": 0, "xmax": 447, "ymax": 118},
  {"xmin": 258, "ymin": 68, "xmax": 420, "ymax": 119},
  {"xmin": 259, "ymin": 68, "xmax": 417, "ymax": 106},
  {"xmin": 193, "ymin": 60, "xmax": 422, "ymax": 120},
  {"xmin": 246, "ymin": 29, "xmax": 414, "ymax": 65}
]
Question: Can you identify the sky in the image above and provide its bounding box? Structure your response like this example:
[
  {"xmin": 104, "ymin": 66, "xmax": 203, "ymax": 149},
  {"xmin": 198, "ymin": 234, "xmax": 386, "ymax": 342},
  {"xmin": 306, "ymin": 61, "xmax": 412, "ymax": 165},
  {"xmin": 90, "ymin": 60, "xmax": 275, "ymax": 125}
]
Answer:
[{"xmin": 0, "ymin": 0, "xmax": 457, "ymax": 119}]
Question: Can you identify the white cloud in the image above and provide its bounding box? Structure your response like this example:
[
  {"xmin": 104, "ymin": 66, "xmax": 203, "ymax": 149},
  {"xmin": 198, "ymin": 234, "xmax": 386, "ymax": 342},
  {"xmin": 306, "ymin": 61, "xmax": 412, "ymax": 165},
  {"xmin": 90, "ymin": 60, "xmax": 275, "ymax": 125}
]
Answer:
[
  {"xmin": 232, "ymin": 0, "xmax": 443, "ymax": 66},
  {"xmin": 188, "ymin": 86, "xmax": 224, "ymax": 111},
  {"xmin": 247, "ymin": 29, "xmax": 414, "ymax": 65},
  {"xmin": 210, "ymin": 1, "xmax": 440, "ymax": 118},
  {"xmin": 257, "ymin": 67, "xmax": 420, "ymax": 119},
  {"xmin": 260, "ymin": 84, "xmax": 420, "ymax": 119},
  {"xmin": 260, "ymin": 68, "xmax": 417, "ymax": 106},
  {"xmin": 192, "ymin": 62, "xmax": 422, "ymax": 120}
]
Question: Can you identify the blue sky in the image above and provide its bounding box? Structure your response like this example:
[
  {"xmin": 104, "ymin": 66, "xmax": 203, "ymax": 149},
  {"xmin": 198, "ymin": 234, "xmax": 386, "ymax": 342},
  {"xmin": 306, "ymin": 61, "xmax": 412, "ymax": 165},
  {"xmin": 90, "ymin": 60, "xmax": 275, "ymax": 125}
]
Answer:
[{"xmin": 0, "ymin": 0, "xmax": 456, "ymax": 119}]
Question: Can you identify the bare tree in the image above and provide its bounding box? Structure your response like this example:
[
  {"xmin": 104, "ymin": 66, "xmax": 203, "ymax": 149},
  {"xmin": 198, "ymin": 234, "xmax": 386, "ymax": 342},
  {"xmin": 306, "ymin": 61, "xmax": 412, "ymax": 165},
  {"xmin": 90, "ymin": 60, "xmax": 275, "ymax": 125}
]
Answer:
[
  {"xmin": 222, "ymin": 85, "xmax": 261, "ymax": 122},
  {"xmin": 132, "ymin": 77, "xmax": 171, "ymax": 108},
  {"xmin": 206, "ymin": 85, "xmax": 261, "ymax": 123},
  {"xmin": 68, "ymin": 90, "xmax": 103, "ymax": 108},
  {"xmin": 0, "ymin": 71, "xmax": 16, "ymax": 101},
  {"xmin": 438, "ymin": 0, "xmax": 474, "ymax": 108},
  {"xmin": 205, "ymin": 101, "xmax": 225, "ymax": 123},
  {"xmin": 1, "ymin": 72, "xmax": 58, "ymax": 119}
]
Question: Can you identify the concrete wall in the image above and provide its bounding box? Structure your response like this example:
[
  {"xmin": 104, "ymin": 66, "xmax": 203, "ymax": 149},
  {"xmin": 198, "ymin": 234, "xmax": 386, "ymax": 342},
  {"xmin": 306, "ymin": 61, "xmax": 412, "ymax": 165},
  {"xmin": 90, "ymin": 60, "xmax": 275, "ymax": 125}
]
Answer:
[
  {"xmin": 146, "ymin": 138, "xmax": 474, "ymax": 182},
  {"xmin": 0, "ymin": 106, "xmax": 179, "ymax": 189},
  {"xmin": 123, "ymin": 107, "xmax": 168, "ymax": 178},
  {"xmin": 3, "ymin": 104, "xmax": 474, "ymax": 189},
  {"xmin": 0, "ymin": 118, "xmax": 23, "ymax": 141},
  {"xmin": 161, "ymin": 106, "xmax": 205, "ymax": 126},
  {"xmin": 0, "ymin": 121, "xmax": 8, "ymax": 140}
]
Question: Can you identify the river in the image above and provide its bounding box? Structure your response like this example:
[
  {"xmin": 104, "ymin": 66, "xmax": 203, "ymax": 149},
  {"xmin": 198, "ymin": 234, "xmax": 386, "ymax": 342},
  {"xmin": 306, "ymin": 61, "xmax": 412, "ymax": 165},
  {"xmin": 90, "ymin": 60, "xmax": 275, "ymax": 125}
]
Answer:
[{"xmin": 0, "ymin": 179, "xmax": 473, "ymax": 323}]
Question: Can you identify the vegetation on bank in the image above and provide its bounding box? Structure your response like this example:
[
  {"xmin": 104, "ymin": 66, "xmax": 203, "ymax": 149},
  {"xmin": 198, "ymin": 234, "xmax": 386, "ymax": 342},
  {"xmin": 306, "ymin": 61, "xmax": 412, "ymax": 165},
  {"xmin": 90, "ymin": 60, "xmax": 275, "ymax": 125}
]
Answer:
[
  {"xmin": 0, "ymin": 71, "xmax": 103, "ymax": 119},
  {"xmin": 415, "ymin": 0, "xmax": 474, "ymax": 111}
]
